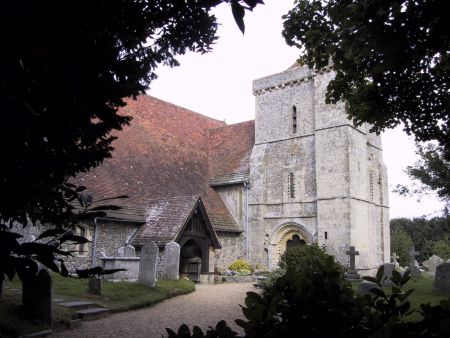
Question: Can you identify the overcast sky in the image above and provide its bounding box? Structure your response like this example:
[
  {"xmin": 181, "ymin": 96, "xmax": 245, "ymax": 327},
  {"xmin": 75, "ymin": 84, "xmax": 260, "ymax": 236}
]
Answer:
[{"xmin": 148, "ymin": 1, "xmax": 445, "ymax": 219}]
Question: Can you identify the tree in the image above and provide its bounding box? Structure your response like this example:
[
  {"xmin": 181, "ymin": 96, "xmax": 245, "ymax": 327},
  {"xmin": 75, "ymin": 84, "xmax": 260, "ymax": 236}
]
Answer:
[
  {"xmin": 0, "ymin": 0, "xmax": 262, "ymax": 227},
  {"xmin": 0, "ymin": 0, "xmax": 263, "ymax": 290},
  {"xmin": 395, "ymin": 143, "xmax": 450, "ymax": 213},
  {"xmin": 390, "ymin": 217, "xmax": 450, "ymax": 262},
  {"xmin": 390, "ymin": 226, "xmax": 413, "ymax": 266},
  {"xmin": 282, "ymin": 0, "xmax": 450, "ymax": 160}
]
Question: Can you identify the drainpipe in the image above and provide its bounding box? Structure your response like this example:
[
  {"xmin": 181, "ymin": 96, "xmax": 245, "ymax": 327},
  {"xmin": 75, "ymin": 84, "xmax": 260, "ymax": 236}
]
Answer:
[
  {"xmin": 92, "ymin": 218, "xmax": 99, "ymax": 267},
  {"xmin": 243, "ymin": 180, "xmax": 250, "ymax": 260}
]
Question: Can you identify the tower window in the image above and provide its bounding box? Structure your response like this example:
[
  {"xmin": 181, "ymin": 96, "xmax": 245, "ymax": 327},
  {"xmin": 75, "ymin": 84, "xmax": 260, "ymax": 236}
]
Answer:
[
  {"xmin": 287, "ymin": 172, "xmax": 295, "ymax": 198},
  {"xmin": 292, "ymin": 106, "xmax": 297, "ymax": 134}
]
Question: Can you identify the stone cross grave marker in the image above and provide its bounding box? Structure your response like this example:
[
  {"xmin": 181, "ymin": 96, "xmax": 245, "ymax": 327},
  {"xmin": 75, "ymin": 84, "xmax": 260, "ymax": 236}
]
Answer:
[
  {"xmin": 163, "ymin": 242, "xmax": 180, "ymax": 280},
  {"xmin": 423, "ymin": 255, "xmax": 444, "ymax": 274},
  {"xmin": 345, "ymin": 246, "xmax": 360, "ymax": 280},
  {"xmin": 138, "ymin": 242, "xmax": 159, "ymax": 288},
  {"xmin": 409, "ymin": 247, "xmax": 421, "ymax": 277},
  {"xmin": 124, "ymin": 244, "xmax": 136, "ymax": 257},
  {"xmin": 391, "ymin": 253, "xmax": 400, "ymax": 267},
  {"xmin": 433, "ymin": 262, "xmax": 450, "ymax": 294},
  {"xmin": 22, "ymin": 269, "xmax": 52, "ymax": 325}
]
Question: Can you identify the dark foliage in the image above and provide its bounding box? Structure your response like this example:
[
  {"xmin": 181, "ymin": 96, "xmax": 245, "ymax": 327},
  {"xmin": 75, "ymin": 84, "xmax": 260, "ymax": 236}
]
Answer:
[
  {"xmin": 169, "ymin": 245, "xmax": 450, "ymax": 337},
  {"xmin": 0, "ymin": 0, "xmax": 262, "ymax": 227},
  {"xmin": 395, "ymin": 144, "xmax": 450, "ymax": 214},
  {"xmin": 282, "ymin": 0, "xmax": 450, "ymax": 160}
]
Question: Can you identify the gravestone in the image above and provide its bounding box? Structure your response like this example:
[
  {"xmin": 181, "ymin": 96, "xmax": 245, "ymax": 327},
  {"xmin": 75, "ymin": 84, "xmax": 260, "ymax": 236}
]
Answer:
[
  {"xmin": 391, "ymin": 253, "xmax": 400, "ymax": 268},
  {"xmin": 381, "ymin": 263, "xmax": 395, "ymax": 286},
  {"xmin": 88, "ymin": 276, "xmax": 102, "ymax": 295},
  {"xmin": 408, "ymin": 247, "xmax": 421, "ymax": 277},
  {"xmin": 344, "ymin": 246, "xmax": 360, "ymax": 280},
  {"xmin": 138, "ymin": 242, "xmax": 159, "ymax": 287},
  {"xmin": 358, "ymin": 280, "xmax": 378, "ymax": 296},
  {"xmin": 163, "ymin": 242, "xmax": 180, "ymax": 280},
  {"xmin": 423, "ymin": 255, "xmax": 444, "ymax": 274},
  {"xmin": 433, "ymin": 262, "xmax": 450, "ymax": 294},
  {"xmin": 22, "ymin": 269, "xmax": 52, "ymax": 325},
  {"xmin": 117, "ymin": 246, "xmax": 125, "ymax": 257},
  {"xmin": 124, "ymin": 244, "xmax": 136, "ymax": 257}
]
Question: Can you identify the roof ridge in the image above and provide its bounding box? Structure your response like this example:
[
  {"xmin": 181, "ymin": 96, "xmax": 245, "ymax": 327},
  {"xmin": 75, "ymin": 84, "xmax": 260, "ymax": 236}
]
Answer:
[{"xmin": 140, "ymin": 94, "xmax": 227, "ymax": 126}]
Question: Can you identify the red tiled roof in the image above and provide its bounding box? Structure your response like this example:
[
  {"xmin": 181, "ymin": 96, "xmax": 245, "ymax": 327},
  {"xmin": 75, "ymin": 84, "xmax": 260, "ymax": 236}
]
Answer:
[{"xmin": 76, "ymin": 95, "xmax": 255, "ymax": 234}]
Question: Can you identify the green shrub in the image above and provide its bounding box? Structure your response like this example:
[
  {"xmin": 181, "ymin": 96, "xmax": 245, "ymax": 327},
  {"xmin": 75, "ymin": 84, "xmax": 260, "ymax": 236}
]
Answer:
[
  {"xmin": 227, "ymin": 258, "xmax": 251, "ymax": 272},
  {"xmin": 262, "ymin": 267, "xmax": 285, "ymax": 288},
  {"xmin": 169, "ymin": 245, "xmax": 450, "ymax": 337}
]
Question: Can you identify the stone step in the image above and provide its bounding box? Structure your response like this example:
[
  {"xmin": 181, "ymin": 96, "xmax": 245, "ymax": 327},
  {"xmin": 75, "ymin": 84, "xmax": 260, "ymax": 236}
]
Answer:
[
  {"xmin": 59, "ymin": 301, "xmax": 97, "ymax": 310},
  {"xmin": 76, "ymin": 307, "xmax": 110, "ymax": 321}
]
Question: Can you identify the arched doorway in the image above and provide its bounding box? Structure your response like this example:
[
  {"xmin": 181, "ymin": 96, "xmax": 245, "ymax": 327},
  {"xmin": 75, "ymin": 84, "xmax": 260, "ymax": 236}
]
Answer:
[
  {"xmin": 179, "ymin": 239, "xmax": 203, "ymax": 282},
  {"xmin": 267, "ymin": 222, "xmax": 313, "ymax": 270}
]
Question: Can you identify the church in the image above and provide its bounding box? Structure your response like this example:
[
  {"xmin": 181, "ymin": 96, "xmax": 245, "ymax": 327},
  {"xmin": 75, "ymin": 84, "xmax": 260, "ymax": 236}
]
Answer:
[{"xmin": 71, "ymin": 64, "xmax": 390, "ymax": 281}]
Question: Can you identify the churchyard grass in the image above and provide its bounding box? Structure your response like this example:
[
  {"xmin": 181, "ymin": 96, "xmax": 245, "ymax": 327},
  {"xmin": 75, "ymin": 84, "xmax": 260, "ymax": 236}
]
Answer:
[
  {"xmin": 352, "ymin": 273, "xmax": 446, "ymax": 322},
  {"xmin": 0, "ymin": 274, "xmax": 195, "ymax": 336}
]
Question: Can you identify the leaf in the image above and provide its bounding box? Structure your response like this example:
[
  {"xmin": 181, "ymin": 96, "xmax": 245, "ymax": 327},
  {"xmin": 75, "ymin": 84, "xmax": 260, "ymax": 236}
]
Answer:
[
  {"xmin": 60, "ymin": 261, "xmax": 69, "ymax": 277},
  {"xmin": 36, "ymin": 228, "xmax": 65, "ymax": 240},
  {"xmin": 36, "ymin": 255, "xmax": 60, "ymax": 273},
  {"xmin": 370, "ymin": 287, "xmax": 386, "ymax": 298},
  {"xmin": 376, "ymin": 266, "xmax": 384, "ymax": 282},
  {"xmin": 93, "ymin": 195, "xmax": 129, "ymax": 203},
  {"xmin": 231, "ymin": 0, "xmax": 245, "ymax": 34},
  {"xmin": 88, "ymin": 205, "xmax": 123, "ymax": 211},
  {"xmin": 60, "ymin": 234, "xmax": 91, "ymax": 244}
]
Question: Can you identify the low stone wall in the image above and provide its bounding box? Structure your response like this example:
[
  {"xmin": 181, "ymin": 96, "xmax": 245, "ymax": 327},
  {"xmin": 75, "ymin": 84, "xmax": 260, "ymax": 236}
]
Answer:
[
  {"xmin": 214, "ymin": 274, "xmax": 257, "ymax": 284},
  {"xmin": 100, "ymin": 257, "xmax": 140, "ymax": 281}
]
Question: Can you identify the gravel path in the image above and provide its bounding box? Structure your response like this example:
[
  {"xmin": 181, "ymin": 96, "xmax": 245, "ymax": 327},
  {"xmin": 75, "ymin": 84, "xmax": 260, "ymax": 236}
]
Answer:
[{"xmin": 53, "ymin": 283, "xmax": 255, "ymax": 338}]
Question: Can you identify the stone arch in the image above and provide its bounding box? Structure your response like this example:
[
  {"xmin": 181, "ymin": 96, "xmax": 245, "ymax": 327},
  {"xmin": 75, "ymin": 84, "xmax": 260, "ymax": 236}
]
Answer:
[{"xmin": 267, "ymin": 222, "xmax": 313, "ymax": 270}]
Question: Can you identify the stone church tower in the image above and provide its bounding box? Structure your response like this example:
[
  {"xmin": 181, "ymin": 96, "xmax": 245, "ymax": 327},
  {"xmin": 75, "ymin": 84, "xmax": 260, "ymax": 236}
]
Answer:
[{"xmin": 248, "ymin": 65, "xmax": 390, "ymax": 274}]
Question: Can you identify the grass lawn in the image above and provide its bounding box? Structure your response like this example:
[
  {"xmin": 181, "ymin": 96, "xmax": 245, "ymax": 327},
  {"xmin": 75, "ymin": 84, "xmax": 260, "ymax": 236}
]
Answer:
[
  {"xmin": 353, "ymin": 273, "xmax": 449, "ymax": 322},
  {"xmin": 0, "ymin": 275, "xmax": 195, "ymax": 336}
]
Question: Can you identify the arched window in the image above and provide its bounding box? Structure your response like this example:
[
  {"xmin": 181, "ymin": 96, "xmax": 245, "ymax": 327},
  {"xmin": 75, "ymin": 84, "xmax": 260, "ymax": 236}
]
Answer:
[{"xmin": 292, "ymin": 106, "xmax": 297, "ymax": 134}]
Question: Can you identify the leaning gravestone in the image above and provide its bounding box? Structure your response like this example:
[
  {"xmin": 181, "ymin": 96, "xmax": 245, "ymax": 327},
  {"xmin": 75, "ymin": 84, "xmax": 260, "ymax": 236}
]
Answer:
[
  {"xmin": 138, "ymin": 242, "xmax": 159, "ymax": 287},
  {"xmin": 423, "ymin": 255, "xmax": 444, "ymax": 274},
  {"xmin": 163, "ymin": 242, "xmax": 180, "ymax": 280},
  {"xmin": 433, "ymin": 262, "xmax": 450, "ymax": 294},
  {"xmin": 381, "ymin": 263, "xmax": 395, "ymax": 286},
  {"xmin": 124, "ymin": 244, "xmax": 136, "ymax": 257},
  {"xmin": 22, "ymin": 269, "xmax": 52, "ymax": 325}
]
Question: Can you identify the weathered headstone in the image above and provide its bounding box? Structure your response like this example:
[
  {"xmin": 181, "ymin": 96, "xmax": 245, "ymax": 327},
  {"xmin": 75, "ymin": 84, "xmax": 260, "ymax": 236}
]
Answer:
[
  {"xmin": 88, "ymin": 276, "xmax": 102, "ymax": 295},
  {"xmin": 22, "ymin": 269, "xmax": 52, "ymax": 325},
  {"xmin": 124, "ymin": 244, "xmax": 136, "ymax": 257},
  {"xmin": 138, "ymin": 242, "xmax": 159, "ymax": 287},
  {"xmin": 408, "ymin": 247, "xmax": 421, "ymax": 277},
  {"xmin": 381, "ymin": 263, "xmax": 395, "ymax": 286},
  {"xmin": 117, "ymin": 246, "xmax": 125, "ymax": 257},
  {"xmin": 433, "ymin": 262, "xmax": 450, "ymax": 294},
  {"xmin": 423, "ymin": 255, "xmax": 444, "ymax": 274},
  {"xmin": 358, "ymin": 280, "xmax": 378, "ymax": 296},
  {"xmin": 163, "ymin": 242, "xmax": 180, "ymax": 280},
  {"xmin": 345, "ymin": 246, "xmax": 360, "ymax": 280}
]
